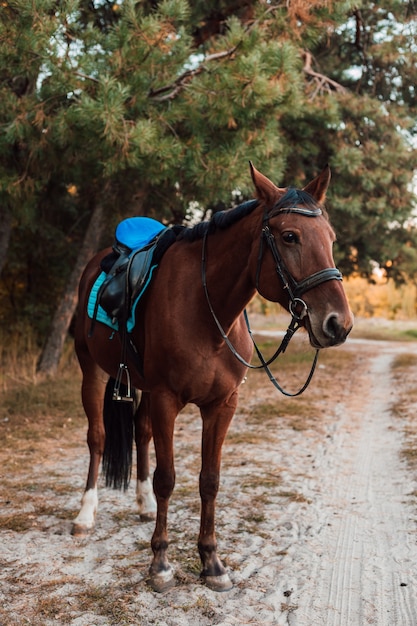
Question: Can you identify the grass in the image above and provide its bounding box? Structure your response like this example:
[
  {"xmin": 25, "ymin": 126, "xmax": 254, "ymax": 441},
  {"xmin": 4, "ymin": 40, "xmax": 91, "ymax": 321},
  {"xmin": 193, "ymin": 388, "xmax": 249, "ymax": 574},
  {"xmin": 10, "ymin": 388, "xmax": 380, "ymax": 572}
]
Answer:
[
  {"xmin": 389, "ymin": 352, "xmax": 417, "ymax": 471},
  {"xmin": 276, "ymin": 490, "xmax": 311, "ymax": 504},
  {"xmin": 225, "ymin": 430, "xmax": 266, "ymax": 445},
  {"xmin": 252, "ymin": 309, "xmax": 417, "ymax": 344},
  {"xmin": 240, "ymin": 470, "xmax": 282, "ymax": 488},
  {"xmin": 391, "ymin": 353, "xmax": 417, "ymax": 369},
  {"xmin": 0, "ymin": 511, "xmax": 38, "ymax": 532},
  {"xmin": 0, "ymin": 376, "xmax": 84, "ymax": 454},
  {"xmin": 349, "ymin": 319, "xmax": 417, "ymax": 342},
  {"xmin": 0, "ymin": 496, "xmax": 75, "ymax": 532},
  {"xmin": 250, "ymin": 337, "xmax": 319, "ymax": 374},
  {"xmin": 74, "ymin": 583, "xmax": 136, "ymax": 624},
  {"xmin": 0, "ymin": 345, "xmax": 85, "ymax": 471}
]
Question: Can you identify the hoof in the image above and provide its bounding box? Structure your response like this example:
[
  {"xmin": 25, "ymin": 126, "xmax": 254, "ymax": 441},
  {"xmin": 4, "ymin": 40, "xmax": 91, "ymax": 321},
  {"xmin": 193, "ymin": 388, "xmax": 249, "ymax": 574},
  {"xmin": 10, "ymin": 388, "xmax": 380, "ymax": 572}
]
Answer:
[
  {"xmin": 202, "ymin": 572, "xmax": 233, "ymax": 592},
  {"xmin": 71, "ymin": 523, "xmax": 91, "ymax": 537},
  {"xmin": 139, "ymin": 511, "xmax": 157, "ymax": 522},
  {"xmin": 148, "ymin": 567, "xmax": 175, "ymax": 593}
]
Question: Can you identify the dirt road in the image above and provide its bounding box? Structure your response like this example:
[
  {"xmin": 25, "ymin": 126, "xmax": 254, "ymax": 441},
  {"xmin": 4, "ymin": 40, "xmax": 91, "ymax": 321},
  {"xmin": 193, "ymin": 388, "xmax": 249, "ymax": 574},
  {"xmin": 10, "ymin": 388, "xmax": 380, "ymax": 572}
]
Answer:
[
  {"xmin": 1, "ymin": 334, "xmax": 417, "ymax": 625},
  {"xmin": 285, "ymin": 342, "xmax": 417, "ymax": 625}
]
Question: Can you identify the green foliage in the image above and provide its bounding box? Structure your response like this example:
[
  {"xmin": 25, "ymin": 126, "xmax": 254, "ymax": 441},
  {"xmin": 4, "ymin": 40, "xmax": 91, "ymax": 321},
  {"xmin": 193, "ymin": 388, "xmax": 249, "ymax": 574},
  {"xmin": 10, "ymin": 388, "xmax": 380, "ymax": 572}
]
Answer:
[{"xmin": 0, "ymin": 0, "xmax": 416, "ymax": 338}]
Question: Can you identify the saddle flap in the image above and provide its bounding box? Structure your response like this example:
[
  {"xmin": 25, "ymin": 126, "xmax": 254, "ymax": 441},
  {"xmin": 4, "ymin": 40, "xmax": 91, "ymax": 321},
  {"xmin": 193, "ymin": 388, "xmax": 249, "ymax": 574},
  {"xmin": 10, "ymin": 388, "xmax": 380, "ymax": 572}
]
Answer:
[{"xmin": 99, "ymin": 244, "xmax": 158, "ymax": 322}]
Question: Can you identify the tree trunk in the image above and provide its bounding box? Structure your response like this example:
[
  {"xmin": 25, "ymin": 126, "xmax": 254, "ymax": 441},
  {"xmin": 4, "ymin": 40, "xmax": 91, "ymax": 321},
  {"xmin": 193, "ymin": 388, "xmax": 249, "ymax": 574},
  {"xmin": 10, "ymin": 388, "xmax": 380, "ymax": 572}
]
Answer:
[
  {"xmin": 37, "ymin": 202, "xmax": 106, "ymax": 376},
  {"xmin": 0, "ymin": 205, "xmax": 12, "ymax": 277}
]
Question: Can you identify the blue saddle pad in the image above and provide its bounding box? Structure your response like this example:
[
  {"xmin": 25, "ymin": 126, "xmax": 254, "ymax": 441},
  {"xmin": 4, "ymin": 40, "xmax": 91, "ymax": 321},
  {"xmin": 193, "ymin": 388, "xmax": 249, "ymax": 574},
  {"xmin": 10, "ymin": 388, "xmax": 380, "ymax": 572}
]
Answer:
[
  {"xmin": 87, "ymin": 216, "xmax": 164, "ymax": 332},
  {"xmin": 87, "ymin": 267, "xmax": 157, "ymax": 333},
  {"xmin": 116, "ymin": 217, "xmax": 165, "ymax": 250}
]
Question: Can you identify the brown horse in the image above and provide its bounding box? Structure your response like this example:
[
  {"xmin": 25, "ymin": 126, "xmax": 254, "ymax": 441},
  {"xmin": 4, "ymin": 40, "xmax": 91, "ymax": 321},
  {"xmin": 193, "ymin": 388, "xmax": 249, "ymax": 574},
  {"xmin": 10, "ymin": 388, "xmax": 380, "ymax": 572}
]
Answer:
[{"xmin": 73, "ymin": 163, "xmax": 353, "ymax": 592}]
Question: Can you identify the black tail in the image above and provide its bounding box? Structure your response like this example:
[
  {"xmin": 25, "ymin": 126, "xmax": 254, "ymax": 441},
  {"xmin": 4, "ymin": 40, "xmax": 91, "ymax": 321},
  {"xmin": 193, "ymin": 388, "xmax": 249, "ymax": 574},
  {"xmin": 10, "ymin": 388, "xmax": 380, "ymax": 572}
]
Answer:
[{"xmin": 102, "ymin": 378, "xmax": 136, "ymax": 491}]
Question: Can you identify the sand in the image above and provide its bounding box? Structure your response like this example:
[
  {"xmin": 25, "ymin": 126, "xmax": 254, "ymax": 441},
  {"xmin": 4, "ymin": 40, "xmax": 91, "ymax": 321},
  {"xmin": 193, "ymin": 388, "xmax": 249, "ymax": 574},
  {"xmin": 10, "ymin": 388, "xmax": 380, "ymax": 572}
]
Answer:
[{"xmin": 1, "ymin": 332, "xmax": 417, "ymax": 625}]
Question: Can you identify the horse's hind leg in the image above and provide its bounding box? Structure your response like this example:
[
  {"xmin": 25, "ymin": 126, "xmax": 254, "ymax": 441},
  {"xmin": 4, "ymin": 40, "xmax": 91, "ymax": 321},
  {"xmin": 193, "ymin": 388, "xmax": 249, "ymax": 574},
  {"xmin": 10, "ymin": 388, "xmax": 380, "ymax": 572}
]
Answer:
[
  {"xmin": 134, "ymin": 392, "xmax": 157, "ymax": 520},
  {"xmin": 72, "ymin": 349, "xmax": 108, "ymax": 535},
  {"xmin": 198, "ymin": 393, "xmax": 238, "ymax": 591}
]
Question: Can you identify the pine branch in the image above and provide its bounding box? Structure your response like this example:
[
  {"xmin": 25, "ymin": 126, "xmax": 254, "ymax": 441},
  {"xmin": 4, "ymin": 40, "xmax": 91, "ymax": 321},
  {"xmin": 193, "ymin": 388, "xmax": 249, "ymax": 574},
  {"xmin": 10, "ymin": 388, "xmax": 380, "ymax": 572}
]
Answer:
[
  {"xmin": 302, "ymin": 50, "xmax": 347, "ymax": 101},
  {"xmin": 74, "ymin": 71, "xmax": 100, "ymax": 83},
  {"xmin": 148, "ymin": 3, "xmax": 281, "ymax": 102},
  {"xmin": 148, "ymin": 47, "xmax": 239, "ymax": 102}
]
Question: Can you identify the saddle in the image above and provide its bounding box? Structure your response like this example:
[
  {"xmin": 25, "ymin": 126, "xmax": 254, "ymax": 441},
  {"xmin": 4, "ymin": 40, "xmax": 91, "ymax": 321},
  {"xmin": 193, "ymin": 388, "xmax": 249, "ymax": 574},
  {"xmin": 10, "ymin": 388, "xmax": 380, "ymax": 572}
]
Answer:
[
  {"xmin": 90, "ymin": 217, "xmax": 179, "ymax": 330},
  {"xmin": 88, "ymin": 217, "xmax": 182, "ymax": 402}
]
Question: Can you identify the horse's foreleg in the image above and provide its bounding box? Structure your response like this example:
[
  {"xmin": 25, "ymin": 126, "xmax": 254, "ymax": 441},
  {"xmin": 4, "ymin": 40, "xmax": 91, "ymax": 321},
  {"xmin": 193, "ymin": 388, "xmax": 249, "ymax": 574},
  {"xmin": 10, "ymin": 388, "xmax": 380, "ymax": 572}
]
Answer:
[
  {"xmin": 148, "ymin": 391, "xmax": 181, "ymax": 592},
  {"xmin": 72, "ymin": 359, "xmax": 107, "ymax": 536},
  {"xmin": 134, "ymin": 392, "xmax": 157, "ymax": 520},
  {"xmin": 198, "ymin": 393, "xmax": 238, "ymax": 591}
]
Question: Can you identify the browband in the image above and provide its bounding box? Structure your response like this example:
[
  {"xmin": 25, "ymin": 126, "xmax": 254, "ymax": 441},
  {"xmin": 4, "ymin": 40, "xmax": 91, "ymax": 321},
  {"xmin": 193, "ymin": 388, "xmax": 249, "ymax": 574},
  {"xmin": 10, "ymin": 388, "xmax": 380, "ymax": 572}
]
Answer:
[{"xmin": 267, "ymin": 206, "xmax": 322, "ymax": 219}]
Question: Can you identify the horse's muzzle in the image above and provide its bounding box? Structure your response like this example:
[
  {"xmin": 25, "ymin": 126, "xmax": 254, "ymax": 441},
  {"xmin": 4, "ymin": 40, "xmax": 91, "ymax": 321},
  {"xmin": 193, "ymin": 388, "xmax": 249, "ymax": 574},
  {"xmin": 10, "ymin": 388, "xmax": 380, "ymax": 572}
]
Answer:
[
  {"xmin": 307, "ymin": 311, "xmax": 353, "ymax": 348},
  {"xmin": 323, "ymin": 312, "xmax": 353, "ymax": 345}
]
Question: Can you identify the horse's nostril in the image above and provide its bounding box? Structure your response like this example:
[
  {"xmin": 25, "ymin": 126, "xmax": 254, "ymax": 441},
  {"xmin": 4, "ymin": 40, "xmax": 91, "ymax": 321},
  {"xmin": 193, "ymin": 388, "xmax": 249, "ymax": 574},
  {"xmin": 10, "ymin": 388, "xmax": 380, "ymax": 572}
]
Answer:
[{"xmin": 323, "ymin": 314, "xmax": 341, "ymax": 340}]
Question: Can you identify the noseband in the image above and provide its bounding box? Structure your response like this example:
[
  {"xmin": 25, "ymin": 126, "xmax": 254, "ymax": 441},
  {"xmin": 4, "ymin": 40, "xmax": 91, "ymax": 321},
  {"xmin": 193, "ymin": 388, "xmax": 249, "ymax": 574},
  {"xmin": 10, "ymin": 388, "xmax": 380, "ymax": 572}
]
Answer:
[{"xmin": 201, "ymin": 202, "xmax": 343, "ymax": 396}]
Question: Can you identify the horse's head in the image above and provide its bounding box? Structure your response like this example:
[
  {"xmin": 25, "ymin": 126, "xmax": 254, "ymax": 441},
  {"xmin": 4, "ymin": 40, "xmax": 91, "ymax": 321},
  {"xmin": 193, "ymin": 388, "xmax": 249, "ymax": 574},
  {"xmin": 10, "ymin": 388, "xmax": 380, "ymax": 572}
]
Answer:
[{"xmin": 250, "ymin": 163, "xmax": 353, "ymax": 348}]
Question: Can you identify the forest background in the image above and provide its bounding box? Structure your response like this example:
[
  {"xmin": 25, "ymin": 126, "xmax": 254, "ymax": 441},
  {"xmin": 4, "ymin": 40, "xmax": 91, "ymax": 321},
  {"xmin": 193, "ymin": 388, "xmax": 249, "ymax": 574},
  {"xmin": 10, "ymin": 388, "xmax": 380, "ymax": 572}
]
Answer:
[{"xmin": 0, "ymin": 0, "xmax": 417, "ymax": 375}]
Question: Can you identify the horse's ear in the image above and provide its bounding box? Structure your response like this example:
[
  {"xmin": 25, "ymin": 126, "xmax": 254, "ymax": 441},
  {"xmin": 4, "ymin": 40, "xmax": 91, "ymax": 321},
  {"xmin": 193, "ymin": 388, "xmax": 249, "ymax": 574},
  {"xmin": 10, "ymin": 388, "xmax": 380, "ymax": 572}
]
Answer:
[
  {"xmin": 302, "ymin": 165, "xmax": 331, "ymax": 204},
  {"xmin": 249, "ymin": 161, "xmax": 284, "ymax": 202}
]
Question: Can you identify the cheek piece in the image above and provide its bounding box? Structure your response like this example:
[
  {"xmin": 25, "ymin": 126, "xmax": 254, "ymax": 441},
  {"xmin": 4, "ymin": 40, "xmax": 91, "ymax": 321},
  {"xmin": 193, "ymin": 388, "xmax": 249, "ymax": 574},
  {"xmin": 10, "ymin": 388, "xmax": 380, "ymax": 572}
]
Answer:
[{"xmin": 201, "ymin": 204, "xmax": 343, "ymax": 397}]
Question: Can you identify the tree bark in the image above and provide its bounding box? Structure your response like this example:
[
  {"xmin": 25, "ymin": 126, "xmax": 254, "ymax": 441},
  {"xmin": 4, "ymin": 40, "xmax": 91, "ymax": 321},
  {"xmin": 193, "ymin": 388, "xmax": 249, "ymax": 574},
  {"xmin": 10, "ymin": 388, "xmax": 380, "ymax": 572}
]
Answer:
[
  {"xmin": 37, "ymin": 201, "xmax": 106, "ymax": 376},
  {"xmin": 0, "ymin": 205, "xmax": 12, "ymax": 277}
]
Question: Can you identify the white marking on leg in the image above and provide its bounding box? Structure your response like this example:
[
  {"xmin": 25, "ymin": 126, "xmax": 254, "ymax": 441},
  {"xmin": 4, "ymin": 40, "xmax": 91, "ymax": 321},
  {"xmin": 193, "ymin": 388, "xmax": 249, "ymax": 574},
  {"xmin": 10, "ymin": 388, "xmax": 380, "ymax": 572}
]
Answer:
[
  {"xmin": 73, "ymin": 487, "xmax": 98, "ymax": 530},
  {"xmin": 203, "ymin": 572, "xmax": 233, "ymax": 592},
  {"xmin": 149, "ymin": 564, "xmax": 175, "ymax": 592},
  {"xmin": 136, "ymin": 478, "xmax": 157, "ymax": 517}
]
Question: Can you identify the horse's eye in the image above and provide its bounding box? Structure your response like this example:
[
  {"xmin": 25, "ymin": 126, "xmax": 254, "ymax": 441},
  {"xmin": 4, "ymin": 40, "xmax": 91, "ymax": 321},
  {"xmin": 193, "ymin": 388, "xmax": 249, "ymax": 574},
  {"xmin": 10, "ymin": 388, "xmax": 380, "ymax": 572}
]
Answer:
[{"xmin": 282, "ymin": 231, "xmax": 298, "ymax": 244}]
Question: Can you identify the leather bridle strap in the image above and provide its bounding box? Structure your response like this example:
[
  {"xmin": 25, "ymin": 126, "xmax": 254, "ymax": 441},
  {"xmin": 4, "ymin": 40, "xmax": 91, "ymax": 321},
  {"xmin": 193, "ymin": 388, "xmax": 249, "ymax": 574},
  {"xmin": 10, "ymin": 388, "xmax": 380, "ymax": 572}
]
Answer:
[
  {"xmin": 202, "ymin": 226, "xmax": 309, "ymax": 353},
  {"xmin": 294, "ymin": 268, "xmax": 343, "ymax": 297},
  {"xmin": 202, "ymin": 230, "xmax": 263, "ymax": 369},
  {"xmin": 201, "ymin": 204, "xmax": 343, "ymax": 396},
  {"xmin": 260, "ymin": 211, "xmax": 343, "ymax": 303},
  {"xmin": 244, "ymin": 308, "xmax": 320, "ymax": 397},
  {"xmin": 202, "ymin": 231, "xmax": 319, "ymax": 396}
]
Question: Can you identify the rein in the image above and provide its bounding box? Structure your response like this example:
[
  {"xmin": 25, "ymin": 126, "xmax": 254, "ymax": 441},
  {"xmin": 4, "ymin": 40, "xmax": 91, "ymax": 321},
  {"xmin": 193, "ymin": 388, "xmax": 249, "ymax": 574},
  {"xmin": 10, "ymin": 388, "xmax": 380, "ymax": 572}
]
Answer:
[{"xmin": 201, "ymin": 204, "xmax": 343, "ymax": 397}]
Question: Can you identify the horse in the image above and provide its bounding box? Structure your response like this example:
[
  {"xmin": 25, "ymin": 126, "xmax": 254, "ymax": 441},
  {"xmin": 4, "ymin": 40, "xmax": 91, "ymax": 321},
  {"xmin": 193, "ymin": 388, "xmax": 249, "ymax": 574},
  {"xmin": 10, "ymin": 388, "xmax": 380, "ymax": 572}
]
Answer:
[{"xmin": 73, "ymin": 163, "xmax": 353, "ymax": 592}]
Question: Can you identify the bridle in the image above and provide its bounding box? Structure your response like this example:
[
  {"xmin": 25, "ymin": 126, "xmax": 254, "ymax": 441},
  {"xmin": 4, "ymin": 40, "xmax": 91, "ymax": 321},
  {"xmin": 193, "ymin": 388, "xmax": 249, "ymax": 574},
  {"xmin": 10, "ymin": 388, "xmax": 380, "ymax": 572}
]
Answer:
[{"xmin": 201, "ymin": 201, "xmax": 343, "ymax": 396}]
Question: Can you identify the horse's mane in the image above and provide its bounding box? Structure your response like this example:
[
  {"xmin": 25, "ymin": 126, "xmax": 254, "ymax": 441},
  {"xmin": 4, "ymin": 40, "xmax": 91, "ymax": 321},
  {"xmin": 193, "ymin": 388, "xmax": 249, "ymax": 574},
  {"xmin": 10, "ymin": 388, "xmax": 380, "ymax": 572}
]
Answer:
[
  {"xmin": 178, "ymin": 199, "xmax": 259, "ymax": 243},
  {"xmin": 177, "ymin": 188, "xmax": 326, "ymax": 244}
]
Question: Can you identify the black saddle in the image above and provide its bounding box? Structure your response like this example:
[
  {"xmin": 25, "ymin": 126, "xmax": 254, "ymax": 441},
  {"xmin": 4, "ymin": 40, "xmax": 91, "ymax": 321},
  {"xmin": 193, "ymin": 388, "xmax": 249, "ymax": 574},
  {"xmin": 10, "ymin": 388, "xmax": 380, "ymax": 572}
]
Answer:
[
  {"xmin": 89, "ymin": 222, "xmax": 183, "ymax": 401},
  {"xmin": 91, "ymin": 226, "xmax": 180, "ymax": 330}
]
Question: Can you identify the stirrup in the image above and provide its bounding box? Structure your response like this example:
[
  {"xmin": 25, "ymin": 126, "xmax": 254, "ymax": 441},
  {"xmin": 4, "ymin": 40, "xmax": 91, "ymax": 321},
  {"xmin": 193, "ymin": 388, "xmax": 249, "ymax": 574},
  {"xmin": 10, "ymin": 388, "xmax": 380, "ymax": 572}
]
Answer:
[{"xmin": 113, "ymin": 363, "xmax": 134, "ymax": 402}]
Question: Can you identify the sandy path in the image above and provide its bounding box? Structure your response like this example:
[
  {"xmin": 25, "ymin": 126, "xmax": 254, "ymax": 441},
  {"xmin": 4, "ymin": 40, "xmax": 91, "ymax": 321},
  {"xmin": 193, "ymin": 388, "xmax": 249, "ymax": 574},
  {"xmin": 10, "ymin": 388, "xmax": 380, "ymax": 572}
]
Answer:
[
  {"xmin": 1, "ymin": 337, "xmax": 417, "ymax": 625},
  {"xmin": 286, "ymin": 343, "xmax": 417, "ymax": 625}
]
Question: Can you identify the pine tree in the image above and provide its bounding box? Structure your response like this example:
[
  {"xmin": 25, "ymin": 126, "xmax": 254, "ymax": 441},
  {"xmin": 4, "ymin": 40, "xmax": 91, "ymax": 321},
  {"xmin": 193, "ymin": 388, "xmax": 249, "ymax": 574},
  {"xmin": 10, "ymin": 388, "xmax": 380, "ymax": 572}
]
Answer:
[
  {"xmin": 0, "ymin": 0, "xmax": 416, "ymax": 372},
  {"xmin": 298, "ymin": 0, "xmax": 417, "ymax": 278}
]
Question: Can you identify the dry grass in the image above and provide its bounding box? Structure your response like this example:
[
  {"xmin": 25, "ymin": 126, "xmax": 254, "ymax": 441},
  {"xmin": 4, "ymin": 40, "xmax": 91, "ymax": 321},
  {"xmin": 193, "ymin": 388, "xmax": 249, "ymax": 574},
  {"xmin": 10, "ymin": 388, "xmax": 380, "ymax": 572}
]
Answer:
[
  {"xmin": 390, "ymin": 352, "xmax": 417, "ymax": 472},
  {"xmin": 391, "ymin": 353, "xmax": 417, "ymax": 369},
  {"xmin": 276, "ymin": 490, "xmax": 312, "ymax": 504},
  {"xmin": 346, "ymin": 317, "xmax": 417, "ymax": 342},
  {"xmin": 0, "ymin": 339, "xmax": 84, "ymax": 472}
]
